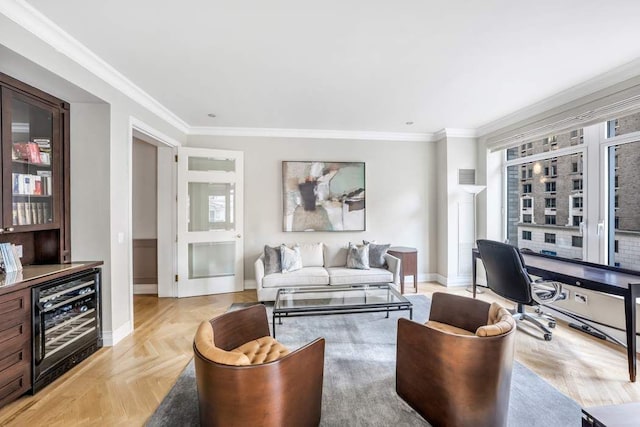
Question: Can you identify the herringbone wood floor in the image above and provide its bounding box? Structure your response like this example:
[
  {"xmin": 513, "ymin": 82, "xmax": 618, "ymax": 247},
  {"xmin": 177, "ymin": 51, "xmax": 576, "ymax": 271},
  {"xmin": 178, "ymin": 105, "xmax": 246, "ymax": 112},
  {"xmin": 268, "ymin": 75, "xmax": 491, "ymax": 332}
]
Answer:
[{"xmin": 0, "ymin": 283, "xmax": 638, "ymax": 426}]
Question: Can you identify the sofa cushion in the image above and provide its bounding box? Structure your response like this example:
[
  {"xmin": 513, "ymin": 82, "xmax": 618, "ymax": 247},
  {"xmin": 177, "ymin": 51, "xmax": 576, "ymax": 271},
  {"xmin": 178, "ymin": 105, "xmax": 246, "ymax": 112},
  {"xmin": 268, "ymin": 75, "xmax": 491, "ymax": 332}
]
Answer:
[
  {"xmin": 263, "ymin": 267, "xmax": 330, "ymax": 288},
  {"xmin": 325, "ymin": 244, "xmax": 348, "ymax": 267},
  {"xmin": 346, "ymin": 242, "xmax": 370, "ymax": 269},
  {"xmin": 280, "ymin": 244, "xmax": 303, "ymax": 273},
  {"xmin": 298, "ymin": 242, "xmax": 324, "ymax": 267},
  {"xmin": 233, "ymin": 336, "xmax": 291, "ymax": 364},
  {"xmin": 263, "ymin": 245, "xmax": 281, "ymax": 275},
  {"xmin": 327, "ymin": 267, "xmax": 392, "ymax": 285},
  {"xmin": 426, "ymin": 320, "xmax": 475, "ymax": 336}
]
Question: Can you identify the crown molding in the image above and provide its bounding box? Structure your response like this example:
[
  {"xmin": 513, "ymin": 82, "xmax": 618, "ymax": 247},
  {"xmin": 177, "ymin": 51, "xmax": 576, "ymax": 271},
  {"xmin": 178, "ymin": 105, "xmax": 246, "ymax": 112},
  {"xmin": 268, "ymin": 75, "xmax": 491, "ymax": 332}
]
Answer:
[
  {"xmin": 477, "ymin": 58, "xmax": 640, "ymax": 139},
  {"xmin": 188, "ymin": 126, "xmax": 434, "ymax": 142},
  {"xmin": 0, "ymin": 0, "xmax": 190, "ymax": 134},
  {"xmin": 433, "ymin": 128, "xmax": 479, "ymax": 140}
]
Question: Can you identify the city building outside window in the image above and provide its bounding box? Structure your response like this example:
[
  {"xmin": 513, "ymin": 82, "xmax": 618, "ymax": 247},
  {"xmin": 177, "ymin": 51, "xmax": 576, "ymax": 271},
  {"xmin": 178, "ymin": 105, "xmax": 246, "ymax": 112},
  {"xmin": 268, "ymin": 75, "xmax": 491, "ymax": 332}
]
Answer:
[
  {"xmin": 522, "ymin": 230, "xmax": 532, "ymax": 240},
  {"xmin": 545, "ymin": 233, "xmax": 556, "ymax": 244},
  {"xmin": 545, "ymin": 215, "xmax": 557, "ymax": 225}
]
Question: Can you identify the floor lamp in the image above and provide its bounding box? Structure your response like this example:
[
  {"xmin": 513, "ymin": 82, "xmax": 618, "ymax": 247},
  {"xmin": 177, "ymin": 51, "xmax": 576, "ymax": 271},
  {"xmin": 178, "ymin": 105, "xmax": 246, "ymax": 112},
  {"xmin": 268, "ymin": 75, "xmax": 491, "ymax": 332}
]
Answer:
[{"xmin": 461, "ymin": 185, "xmax": 486, "ymax": 294}]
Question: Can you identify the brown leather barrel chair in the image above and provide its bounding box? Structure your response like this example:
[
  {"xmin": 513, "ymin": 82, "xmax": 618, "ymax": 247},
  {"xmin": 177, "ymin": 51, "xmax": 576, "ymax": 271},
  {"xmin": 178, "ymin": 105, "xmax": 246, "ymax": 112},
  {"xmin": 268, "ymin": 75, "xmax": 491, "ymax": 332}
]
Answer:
[
  {"xmin": 396, "ymin": 292, "xmax": 516, "ymax": 427},
  {"xmin": 193, "ymin": 304, "xmax": 325, "ymax": 427}
]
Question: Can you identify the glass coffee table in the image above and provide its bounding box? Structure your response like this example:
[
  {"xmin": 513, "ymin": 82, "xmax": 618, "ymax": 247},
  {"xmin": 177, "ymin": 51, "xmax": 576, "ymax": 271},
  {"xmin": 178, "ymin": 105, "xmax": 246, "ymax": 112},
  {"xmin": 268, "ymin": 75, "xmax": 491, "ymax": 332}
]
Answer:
[{"xmin": 272, "ymin": 284, "xmax": 413, "ymax": 338}]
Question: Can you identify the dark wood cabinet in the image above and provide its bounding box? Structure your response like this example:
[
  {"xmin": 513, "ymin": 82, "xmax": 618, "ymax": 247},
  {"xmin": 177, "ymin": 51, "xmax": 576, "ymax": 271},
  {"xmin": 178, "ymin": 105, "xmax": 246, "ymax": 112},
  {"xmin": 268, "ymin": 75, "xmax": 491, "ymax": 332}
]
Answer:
[
  {"xmin": 0, "ymin": 73, "xmax": 70, "ymax": 265},
  {"xmin": 0, "ymin": 287, "xmax": 31, "ymax": 407}
]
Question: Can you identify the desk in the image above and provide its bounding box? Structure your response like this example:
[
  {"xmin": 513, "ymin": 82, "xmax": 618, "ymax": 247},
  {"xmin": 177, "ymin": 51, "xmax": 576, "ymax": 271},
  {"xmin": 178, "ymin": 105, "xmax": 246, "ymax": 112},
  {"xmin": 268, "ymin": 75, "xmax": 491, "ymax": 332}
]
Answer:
[
  {"xmin": 472, "ymin": 248, "xmax": 640, "ymax": 383},
  {"xmin": 388, "ymin": 247, "xmax": 417, "ymax": 295}
]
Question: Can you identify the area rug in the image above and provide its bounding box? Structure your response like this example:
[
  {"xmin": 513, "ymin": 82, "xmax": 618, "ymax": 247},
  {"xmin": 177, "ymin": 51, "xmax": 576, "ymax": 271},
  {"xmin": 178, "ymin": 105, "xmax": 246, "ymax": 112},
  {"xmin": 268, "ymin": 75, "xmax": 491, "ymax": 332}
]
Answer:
[{"xmin": 146, "ymin": 295, "xmax": 581, "ymax": 426}]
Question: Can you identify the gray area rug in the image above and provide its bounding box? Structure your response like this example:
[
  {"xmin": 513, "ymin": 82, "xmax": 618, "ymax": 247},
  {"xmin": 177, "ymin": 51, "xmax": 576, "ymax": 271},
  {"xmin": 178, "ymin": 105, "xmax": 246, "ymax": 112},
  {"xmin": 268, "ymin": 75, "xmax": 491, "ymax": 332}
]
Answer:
[{"xmin": 146, "ymin": 295, "xmax": 581, "ymax": 426}]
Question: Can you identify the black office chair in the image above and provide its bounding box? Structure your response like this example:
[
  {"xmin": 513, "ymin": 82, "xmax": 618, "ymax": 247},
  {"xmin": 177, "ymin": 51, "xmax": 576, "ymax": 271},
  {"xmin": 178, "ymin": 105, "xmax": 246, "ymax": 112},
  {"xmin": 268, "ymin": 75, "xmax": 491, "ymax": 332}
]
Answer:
[{"xmin": 476, "ymin": 239, "xmax": 565, "ymax": 341}]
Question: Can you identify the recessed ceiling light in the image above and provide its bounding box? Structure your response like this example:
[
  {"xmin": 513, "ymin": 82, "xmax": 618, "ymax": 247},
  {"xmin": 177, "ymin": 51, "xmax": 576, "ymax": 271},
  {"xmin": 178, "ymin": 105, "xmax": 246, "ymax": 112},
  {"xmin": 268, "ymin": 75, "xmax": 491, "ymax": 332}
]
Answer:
[
  {"xmin": 207, "ymin": 113, "xmax": 217, "ymax": 118},
  {"xmin": 405, "ymin": 121, "xmax": 414, "ymax": 125}
]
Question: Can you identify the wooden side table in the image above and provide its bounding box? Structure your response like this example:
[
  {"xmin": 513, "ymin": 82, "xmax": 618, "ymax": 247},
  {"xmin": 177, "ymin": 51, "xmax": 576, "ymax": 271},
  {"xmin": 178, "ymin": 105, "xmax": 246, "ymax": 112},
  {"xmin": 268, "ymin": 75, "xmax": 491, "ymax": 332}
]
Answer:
[{"xmin": 388, "ymin": 247, "xmax": 417, "ymax": 295}]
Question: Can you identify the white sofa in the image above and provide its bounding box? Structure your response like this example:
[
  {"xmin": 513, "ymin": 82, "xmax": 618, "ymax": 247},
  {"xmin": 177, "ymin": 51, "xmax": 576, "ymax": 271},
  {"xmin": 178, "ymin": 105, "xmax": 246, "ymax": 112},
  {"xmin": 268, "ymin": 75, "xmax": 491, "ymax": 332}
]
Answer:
[{"xmin": 254, "ymin": 243, "xmax": 401, "ymax": 301}]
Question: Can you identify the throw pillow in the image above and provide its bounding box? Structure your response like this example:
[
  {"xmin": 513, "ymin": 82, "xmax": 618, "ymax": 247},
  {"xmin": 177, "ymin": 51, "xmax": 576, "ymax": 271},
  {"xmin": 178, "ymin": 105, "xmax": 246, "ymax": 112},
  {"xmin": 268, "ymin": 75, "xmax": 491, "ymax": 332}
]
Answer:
[
  {"xmin": 298, "ymin": 242, "xmax": 324, "ymax": 267},
  {"xmin": 346, "ymin": 242, "xmax": 370, "ymax": 270},
  {"xmin": 280, "ymin": 244, "xmax": 303, "ymax": 273},
  {"xmin": 263, "ymin": 245, "xmax": 281, "ymax": 275},
  {"xmin": 364, "ymin": 241, "xmax": 390, "ymax": 268}
]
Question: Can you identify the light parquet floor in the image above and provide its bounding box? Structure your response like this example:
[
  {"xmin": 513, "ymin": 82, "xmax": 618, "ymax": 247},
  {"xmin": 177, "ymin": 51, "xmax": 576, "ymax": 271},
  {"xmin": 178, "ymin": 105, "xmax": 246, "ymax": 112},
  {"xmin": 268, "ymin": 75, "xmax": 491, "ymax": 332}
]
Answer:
[{"xmin": 0, "ymin": 283, "xmax": 638, "ymax": 426}]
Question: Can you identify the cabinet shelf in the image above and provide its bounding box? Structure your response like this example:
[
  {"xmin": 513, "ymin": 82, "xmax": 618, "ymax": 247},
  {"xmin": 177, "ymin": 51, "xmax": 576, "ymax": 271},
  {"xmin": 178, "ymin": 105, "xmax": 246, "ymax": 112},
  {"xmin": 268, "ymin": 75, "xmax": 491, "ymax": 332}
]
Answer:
[{"xmin": 12, "ymin": 160, "xmax": 51, "ymax": 167}]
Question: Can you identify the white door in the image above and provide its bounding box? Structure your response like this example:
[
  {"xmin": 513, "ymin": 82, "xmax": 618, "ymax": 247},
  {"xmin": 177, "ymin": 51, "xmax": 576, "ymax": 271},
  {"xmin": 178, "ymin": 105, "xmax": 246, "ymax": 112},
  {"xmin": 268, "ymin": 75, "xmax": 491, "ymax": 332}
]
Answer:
[{"xmin": 176, "ymin": 147, "xmax": 243, "ymax": 297}]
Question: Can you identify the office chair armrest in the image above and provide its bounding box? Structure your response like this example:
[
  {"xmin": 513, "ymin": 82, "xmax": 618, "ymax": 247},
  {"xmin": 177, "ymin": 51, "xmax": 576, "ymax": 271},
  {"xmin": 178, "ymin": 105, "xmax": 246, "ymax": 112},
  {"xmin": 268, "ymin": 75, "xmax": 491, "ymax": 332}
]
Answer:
[{"xmin": 531, "ymin": 280, "xmax": 564, "ymax": 305}]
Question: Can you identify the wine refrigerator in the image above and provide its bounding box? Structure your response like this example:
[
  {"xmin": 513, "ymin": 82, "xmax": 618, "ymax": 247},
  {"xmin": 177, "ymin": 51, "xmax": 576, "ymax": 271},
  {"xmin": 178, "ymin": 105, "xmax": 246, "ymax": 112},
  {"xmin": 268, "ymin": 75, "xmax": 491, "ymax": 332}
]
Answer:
[{"xmin": 32, "ymin": 268, "xmax": 102, "ymax": 393}]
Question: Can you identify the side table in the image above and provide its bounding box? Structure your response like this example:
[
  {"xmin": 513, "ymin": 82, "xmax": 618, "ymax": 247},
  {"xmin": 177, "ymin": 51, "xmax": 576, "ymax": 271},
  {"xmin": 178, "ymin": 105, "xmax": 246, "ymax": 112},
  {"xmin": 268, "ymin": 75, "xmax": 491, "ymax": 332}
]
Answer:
[{"xmin": 388, "ymin": 246, "xmax": 417, "ymax": 295}]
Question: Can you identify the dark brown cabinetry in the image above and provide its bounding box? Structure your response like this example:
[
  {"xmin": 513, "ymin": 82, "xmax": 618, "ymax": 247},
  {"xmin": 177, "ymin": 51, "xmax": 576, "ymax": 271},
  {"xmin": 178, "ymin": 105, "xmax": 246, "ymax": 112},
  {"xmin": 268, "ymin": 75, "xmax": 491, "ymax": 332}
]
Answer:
[
  {"xmin": 0, "ymin": 72, "xmax": 70, "ymax": 265},
  {"xmin": 0, "ymin": 288, "xmax": 31, "ymax": 407}
]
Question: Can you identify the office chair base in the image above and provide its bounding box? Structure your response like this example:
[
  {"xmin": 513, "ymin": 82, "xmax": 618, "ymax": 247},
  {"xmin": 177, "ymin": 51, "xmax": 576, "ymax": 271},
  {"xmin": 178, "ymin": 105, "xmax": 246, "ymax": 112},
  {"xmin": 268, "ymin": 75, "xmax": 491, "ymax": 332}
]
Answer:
[{"xmin": 512, "ymin": 312, "xmax": 554, "ymax": 341}]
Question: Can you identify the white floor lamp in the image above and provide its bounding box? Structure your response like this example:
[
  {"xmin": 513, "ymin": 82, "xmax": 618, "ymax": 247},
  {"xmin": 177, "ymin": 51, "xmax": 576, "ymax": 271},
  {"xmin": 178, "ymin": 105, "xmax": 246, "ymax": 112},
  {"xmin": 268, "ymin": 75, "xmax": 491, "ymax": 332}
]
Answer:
[{"xmin": 461, "ymin": 184, "xmax": 486, "ymax": 294}]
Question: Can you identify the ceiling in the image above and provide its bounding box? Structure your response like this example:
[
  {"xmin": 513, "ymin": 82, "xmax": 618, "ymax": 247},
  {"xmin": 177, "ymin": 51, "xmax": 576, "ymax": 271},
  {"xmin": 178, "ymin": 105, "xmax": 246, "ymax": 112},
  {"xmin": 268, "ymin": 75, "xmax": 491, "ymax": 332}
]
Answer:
[{"xmin": 22, "ymin": 0, "xmax": 640, "ymax": 135}]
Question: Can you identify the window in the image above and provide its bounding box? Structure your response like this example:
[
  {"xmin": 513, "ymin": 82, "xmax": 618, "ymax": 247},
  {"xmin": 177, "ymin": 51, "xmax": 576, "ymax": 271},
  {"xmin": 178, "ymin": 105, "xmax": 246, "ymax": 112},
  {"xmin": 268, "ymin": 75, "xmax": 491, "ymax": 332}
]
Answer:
[
  {"xmin": 615, "ymin": 240, "xmax": 619, "ymax": 253},
  {"xmin": 522, "ymin": 230, "xmax": 532, "ymax": 240},
  {"xmin": 573, "ymin": 215, "xmax": 583, "ymax": 226},
  {"xmin": 573, "ymin": 197, "xmax": 583, "ymax": 208},
  {"xmin": 606, "ymin": 112, "xmax": 640, "ymax": 137},
  {"xmin": 522, "ymin": 198, "xmax": 532, "ymax": 208},
  {"xmin": 545, "ymin": 233, "xmax": 556, "ymax": 244},
  {"xmin": 615, "ymin": 216, "xmax": 620, "ymax": 229},
  {"xmin": 615, "ymin": 175, "xmax": 619, "ymax": 188},
  {"xmin": 573, "ymin": 179, "xmax": 583, "ymax": 191},
  {"xmin": 615, "ymin": 194, "xmax": 619, "ymax": 208},
  {"xmin": 505, "ymin": 133, "xmax": 585, "ymax": 261},
  {"xmin": 572, "ymin": 236, "xmax": 583, "ymax": 248},
  {"xmin": 545, "ymin": 182, "xmax": 556, "ymax": 192}
]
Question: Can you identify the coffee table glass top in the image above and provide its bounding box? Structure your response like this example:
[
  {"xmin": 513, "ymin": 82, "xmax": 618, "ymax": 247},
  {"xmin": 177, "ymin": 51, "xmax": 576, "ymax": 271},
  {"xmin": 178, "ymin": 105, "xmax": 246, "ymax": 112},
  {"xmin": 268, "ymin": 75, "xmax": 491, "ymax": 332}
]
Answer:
[{"xmin": 273, "ymin": 284, "xmax": 409, "ymax": 312}]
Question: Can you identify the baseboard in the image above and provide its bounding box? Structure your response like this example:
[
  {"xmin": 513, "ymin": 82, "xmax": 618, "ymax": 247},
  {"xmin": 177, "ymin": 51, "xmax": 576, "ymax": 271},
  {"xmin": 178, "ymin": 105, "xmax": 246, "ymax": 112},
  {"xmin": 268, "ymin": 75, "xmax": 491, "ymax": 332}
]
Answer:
[
  {"xmin": 433, "ymin": 274, "xmax": 471, "ymax": 287},
  {"xmin": 244, "ymin": 279, "xmax": 257, "ymax": 290},
  {"xmin": 133, "ymin": 284, "xmax": 158, "ymax": 294},
  {"xmin": 102, "ymin": 320, "xmax": 132, "ymax": 347}
]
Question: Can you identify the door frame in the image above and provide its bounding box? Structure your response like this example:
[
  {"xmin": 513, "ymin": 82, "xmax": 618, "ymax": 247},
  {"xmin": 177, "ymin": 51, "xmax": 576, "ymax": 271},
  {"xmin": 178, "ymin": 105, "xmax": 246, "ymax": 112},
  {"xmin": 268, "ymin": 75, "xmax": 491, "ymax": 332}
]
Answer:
[{"xmin": 128, "ymin": 118, "xmax": 180, "ymax": 328}]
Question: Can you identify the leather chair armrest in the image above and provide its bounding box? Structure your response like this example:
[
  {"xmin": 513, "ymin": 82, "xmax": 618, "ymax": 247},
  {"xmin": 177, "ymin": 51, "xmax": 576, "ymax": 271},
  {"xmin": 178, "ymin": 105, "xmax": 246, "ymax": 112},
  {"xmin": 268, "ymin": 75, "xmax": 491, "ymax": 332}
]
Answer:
[{"xmin": 384, "ymin": 253, "xmax": 401, "ymax": 286}]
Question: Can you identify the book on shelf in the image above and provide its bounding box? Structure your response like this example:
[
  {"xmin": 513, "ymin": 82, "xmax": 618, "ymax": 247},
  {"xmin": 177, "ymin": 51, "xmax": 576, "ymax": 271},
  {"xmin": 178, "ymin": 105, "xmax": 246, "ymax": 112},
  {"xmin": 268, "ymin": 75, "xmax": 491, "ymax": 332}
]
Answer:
[
  {"xmin": 13, "ymin": 142, "xmax": 41, "ymax": 163},
  {"xmin": 30, "ymin": 203, "xmax": 38, "ymax": 225},
  {"xmin": 16, "ymin": 202, "xmax": 25, "ymax": 225},
  {"xmin": 12, "ymin": 203, "xmax": 18, "ymax": 226},
  {"xmin": 24, "ymin": 202, "xmax": 32, "ymax": 225}
]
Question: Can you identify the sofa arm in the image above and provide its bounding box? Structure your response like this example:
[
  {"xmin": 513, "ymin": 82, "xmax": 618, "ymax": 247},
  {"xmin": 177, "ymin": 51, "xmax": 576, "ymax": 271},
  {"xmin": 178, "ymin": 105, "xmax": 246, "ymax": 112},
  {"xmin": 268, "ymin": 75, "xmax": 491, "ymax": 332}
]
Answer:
[
  {"xmin": 384, "ymin": 253, "xmax": 401, "ymax": 287},
  {"xmin": 254, "ymin": 255, "xmax": 265, "ymax": 292}
]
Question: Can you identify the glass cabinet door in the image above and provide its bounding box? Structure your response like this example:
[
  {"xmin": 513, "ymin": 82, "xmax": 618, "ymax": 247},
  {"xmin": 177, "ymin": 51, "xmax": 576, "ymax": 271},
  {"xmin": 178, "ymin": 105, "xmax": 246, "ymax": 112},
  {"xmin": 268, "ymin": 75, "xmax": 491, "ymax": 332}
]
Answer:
[{"xmin": 2, "ymin": 89, "xmax": 60, "ymax": 231}]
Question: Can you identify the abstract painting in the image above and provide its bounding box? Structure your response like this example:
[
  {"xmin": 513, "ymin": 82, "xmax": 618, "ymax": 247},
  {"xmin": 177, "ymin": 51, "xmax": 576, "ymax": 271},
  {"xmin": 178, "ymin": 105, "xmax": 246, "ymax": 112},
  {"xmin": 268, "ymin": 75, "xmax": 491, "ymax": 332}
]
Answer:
[{"xmin": 282, "ymin": 161, "xmax": 365, "ymax": 231}]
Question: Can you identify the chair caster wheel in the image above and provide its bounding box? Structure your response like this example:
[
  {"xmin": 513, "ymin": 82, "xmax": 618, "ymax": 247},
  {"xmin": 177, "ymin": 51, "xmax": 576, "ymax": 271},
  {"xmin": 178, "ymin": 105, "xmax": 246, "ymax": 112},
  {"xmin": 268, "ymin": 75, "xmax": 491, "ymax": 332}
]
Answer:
[
  {"xmin": 544, "ymin": 334, "xmax": 552, "ymax": 341},
  {"xmin": 549, "ymin": 322, "xmax": 556, "ymax": 328}
]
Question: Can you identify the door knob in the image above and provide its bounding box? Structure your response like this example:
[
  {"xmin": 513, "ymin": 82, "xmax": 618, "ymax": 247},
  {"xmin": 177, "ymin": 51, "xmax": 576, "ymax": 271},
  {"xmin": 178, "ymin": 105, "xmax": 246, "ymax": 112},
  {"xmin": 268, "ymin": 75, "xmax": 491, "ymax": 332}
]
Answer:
[{"xmin": 236, "ymin": 234, "xmax": 241, "ymax": 238}]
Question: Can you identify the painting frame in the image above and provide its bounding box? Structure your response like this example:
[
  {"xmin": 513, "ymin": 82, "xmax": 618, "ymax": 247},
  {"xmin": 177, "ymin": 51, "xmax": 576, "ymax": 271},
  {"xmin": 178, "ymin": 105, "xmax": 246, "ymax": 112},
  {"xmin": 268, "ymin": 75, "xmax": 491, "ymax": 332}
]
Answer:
[{"xmin": 282, "ymin": 161, "xmax": 366, "ymax": 232}]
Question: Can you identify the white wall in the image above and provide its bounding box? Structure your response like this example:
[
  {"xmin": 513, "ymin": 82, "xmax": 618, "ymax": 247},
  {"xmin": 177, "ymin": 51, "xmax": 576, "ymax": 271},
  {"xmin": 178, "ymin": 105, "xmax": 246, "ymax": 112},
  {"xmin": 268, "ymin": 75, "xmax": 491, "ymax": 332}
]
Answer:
[
  {"xmin": 187, "ymin": 135, "xmax": 438, "ymax": 282},
  {"xmin": 436, "ymin": 134, "xmax": 481, "ymax": 285},
  {"xmin": 132, "ymin": 138, "xmax": 157, "ymax": 239},
  {"xmin": 0, "ymin": 15, "xmax": 186, "ymax": 344}
]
